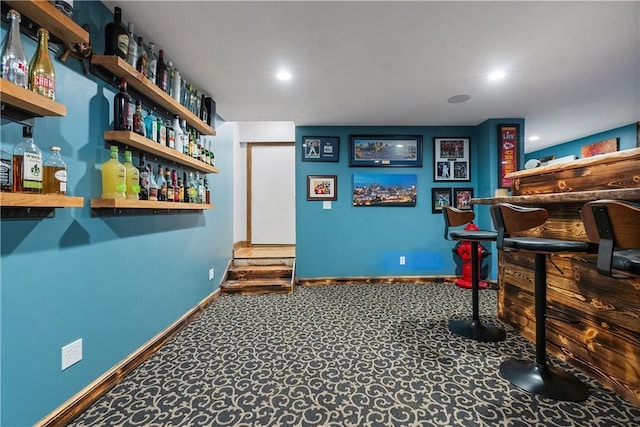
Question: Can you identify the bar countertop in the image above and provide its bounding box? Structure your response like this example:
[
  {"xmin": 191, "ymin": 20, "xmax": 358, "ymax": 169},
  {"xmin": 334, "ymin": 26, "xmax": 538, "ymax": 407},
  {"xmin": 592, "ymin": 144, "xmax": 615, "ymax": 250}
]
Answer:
[{"xmin": 473, "ymin": 187, "xmax": 640, "ymax": 205}]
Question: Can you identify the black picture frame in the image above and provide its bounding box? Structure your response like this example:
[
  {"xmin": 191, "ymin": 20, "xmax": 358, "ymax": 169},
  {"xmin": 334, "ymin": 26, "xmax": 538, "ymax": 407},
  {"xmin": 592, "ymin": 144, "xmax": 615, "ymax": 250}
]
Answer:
[
  {"xmin": 352, "ymin": 173, "xmax": 418, "ymax": 207},
  {"xmin": 302, "ymin": 136, "xmax": 340, "ymax": 162},
  {"xmin": 433, "ymin": 137, "xmax": 470, "ymax": 181},
  {"xmin": 453, "ymin": 187, "xmax": 474, "ymax": 210},
  {"xmin": 349, "ymin": 135, "xmax": 422, "ymax": 167},
  {"xmin": 431, "ymin": 187, "xmax": 452, "ymax": 214},
  {"xmin": 306, "ymin": 175, "xmax": 338, "ymax": 201}
]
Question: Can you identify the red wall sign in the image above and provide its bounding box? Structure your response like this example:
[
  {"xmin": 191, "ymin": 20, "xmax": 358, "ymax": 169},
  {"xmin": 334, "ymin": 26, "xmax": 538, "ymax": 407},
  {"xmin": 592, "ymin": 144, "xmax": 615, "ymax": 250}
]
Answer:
[{"xmin": 498, "ymin": 125, "xmax": 519, "ymax": 188}]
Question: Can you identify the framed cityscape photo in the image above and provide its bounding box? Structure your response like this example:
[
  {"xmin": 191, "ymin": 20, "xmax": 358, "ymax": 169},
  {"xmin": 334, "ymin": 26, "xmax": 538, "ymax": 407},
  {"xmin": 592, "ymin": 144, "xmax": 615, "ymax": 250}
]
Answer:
[
  {"xmin": 352, "ymin": 173, "xmax": 417, "ymax": 207},
  {"xmin": 349, "ymin": 135, "xmax": 422, "ymax": 167},
  {"xmin": 307, "ymin": 175, "xmax": 337, "ymax": 201},
  {"xmin": 433, "ymin": 137, "xmax": 470, "ymax": 181},
  {"xmin": 453, "ymin": 187, "xmax": 474, "ymax": 210},
  {"xmin": 302, "ymin": 136, "xmax": 340, "ymax": 162},
  {"xmin": 431, "ymin": 187, "xmax": 452, "ymax": 214}
]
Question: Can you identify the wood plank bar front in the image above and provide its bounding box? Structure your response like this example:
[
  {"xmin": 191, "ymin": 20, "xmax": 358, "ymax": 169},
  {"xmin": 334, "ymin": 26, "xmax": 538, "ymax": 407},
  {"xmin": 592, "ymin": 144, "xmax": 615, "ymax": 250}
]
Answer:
[{"xmin": 473, "ymin": 148, "xmax": 640, "ymax": 407}]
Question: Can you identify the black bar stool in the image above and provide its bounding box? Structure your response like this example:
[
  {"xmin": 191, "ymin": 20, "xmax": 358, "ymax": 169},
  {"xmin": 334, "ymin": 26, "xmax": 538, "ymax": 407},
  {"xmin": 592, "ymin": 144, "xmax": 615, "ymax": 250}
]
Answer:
[
  {"xmin": 581, "ymin": 200, "xmax": 640, "ymax": 278},
  {"xmin": 443, "ymin": 206, "xmax": 506, "ymax": 342},
  {"xmin": 490, "ymin": 203, "xmax": 596, "ymax": 402}
]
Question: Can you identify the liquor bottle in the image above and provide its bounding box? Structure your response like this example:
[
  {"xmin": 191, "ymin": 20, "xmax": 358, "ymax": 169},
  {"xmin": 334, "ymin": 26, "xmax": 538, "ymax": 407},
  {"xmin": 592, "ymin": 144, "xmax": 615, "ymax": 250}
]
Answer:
[
  {"xmin": 188, "ymin": 130, "xmax": 195, "ymax": 157},
  {"xmin": 172, "ymin": 116, "xmax": 183, "ymax": 153},
  {"xmin": 196, "ymin": 171, "xmax": 204, "ymax": 204},
  {"xmin": 28, "ymin": 28, "xmax": 56, "ymax": 100},
  {"xmin": 123, "ymin": 150, "xmax": 139, "ymax": 200},
  {"xmin": 156, "ymin": 164, "xmax": 166, "ymax": 201},
  {"xmin": 165, "ymin": 168, "xmax": 174, "ymax": 201},
  {"xmin": 172, "ymin": 68, "xmax": 181, "ymax": 103},
  {"xmin": 126, "ymin": 22, "xmax": 137, "ymax": 68},
  {"xmin": 43, "ymin": 146, "xmax": 67, "ymax": 194},
  {"xmin": 147, "ymin": 163, "xmax": 158, "ymax": 201},
  {"xmin": 135, "ymin": 36, "xmax": 147, "ymax": 75},
  {"xmin": 166, "ymin": 60, "xmax": 174, "ymax": 97},
  {"xmin": 157, "ymin": 117, "xmax": 166, "ymax": 146},
  {"xmin": 177, "ymin": 177, "xmax": 184, "ymax": 202},
  {"xmin": 144, "ymin": 109, "xmax": 158, "ymax": 142},
  {"xmin": 113, "ymin": 78, "xmax": 133, "ymax": 131},
  {"xmin": 172, "ymin": 169, "xmax": 179, "ymax": 202},
  {"xmin": 187, "ymin": 172, "xmax": 197, "ymax": 203},
  {"xmin": 181, "ymin": 120, "xmax": 190, "ymax": 156},
  {"xmin": 204, "ymin": 177, "xmax": 210, "ymax": 205},
  {"xmin": 156, "ymin": 49, "xmax": 168, "ymax": 92},
  {"xmin": 0, "ymin": 145, "xmax": 12, "ymax": 192},
  {"xmin": 196, "ymin": 132, "xmax": 203, "ymax": 161},
  {"xmin": 54, "ymin": 0, "xmax": 74, "ymax": 18},
  {"xmin": 138, "ymin": 153, "xmax": 149, "ymax": 200},
  {"xmin": 146, "ymin": 42, "xmax": 157, "ymax": 84},
  {"xmin": 12, "ymin": 126, "xmax": 42, "ymax": 193},
  {"xmin": 101, "ymin": 145, "xmax": 126, "ymax": 199},
  {"xmin": 1, "ymin": 10, "xmax": 29, "ymax": 88},
  {"xmin": 183, "ymin": 172, "xmax": 190, "ymax": 203},
  {"xmin": 104, "ymin": 6, "xmax": 129, "ymax": 59},
  {"xmin": 132, "ymin": 100, "xmax": 145, "ymax": 136},
  {"xmin": 166, "ymin": 120, "xmax": 175, "ymax": 149}
]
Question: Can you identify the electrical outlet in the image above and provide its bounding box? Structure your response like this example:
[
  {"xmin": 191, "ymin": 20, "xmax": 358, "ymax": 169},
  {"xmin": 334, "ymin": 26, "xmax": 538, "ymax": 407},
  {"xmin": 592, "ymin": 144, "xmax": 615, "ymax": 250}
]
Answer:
[
  {"xmin": 61, "ymin": 339, "xmax": 82, "ymax": 371},
  {"xmin": 400, "ymin": 256, "xmax": 406, "ymax": 265},
  {"xmin": 209, "ymin": 268, "xmax": 215, "ymax": 280}
]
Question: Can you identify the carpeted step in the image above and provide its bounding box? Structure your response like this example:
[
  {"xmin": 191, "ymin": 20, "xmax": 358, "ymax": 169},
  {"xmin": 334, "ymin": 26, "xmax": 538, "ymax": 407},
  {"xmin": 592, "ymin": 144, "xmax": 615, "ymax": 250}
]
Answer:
[
  {"xmin": 220, "ymin": 279, "xmax": 294, "ymax": 296},
  {"xmin": 227, "ymin": 265, "xmax": 293, "ymax": 281}
]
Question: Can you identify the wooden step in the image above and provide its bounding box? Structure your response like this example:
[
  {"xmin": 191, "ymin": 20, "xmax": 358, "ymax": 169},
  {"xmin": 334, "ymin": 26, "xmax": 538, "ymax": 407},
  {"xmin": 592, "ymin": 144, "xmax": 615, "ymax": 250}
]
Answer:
[
  {"xmin": 232, "ymin": 257, "xmax": 294, "ymax": 267},
  {"xmin": 221, "ymin": 279, "xmax": 294, "ymax": 296},
  {"xmin": 227, "ymin": 265, "xmax": 293, "ymax": 281}
]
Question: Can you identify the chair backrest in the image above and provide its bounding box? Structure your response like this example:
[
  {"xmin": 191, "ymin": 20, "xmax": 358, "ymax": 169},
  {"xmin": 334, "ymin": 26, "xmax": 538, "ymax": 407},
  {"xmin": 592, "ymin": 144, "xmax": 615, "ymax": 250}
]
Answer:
[
  {"xmin": 580, "ymin": 200, "xmax": 640, "ymax": 276},
  {"xmin": 442, "ymin": 206, "xmax": 475, "ymax": 240},
  {"xmin": 490, "ymin": 203, "xmax": 548, "ymax": 248}
]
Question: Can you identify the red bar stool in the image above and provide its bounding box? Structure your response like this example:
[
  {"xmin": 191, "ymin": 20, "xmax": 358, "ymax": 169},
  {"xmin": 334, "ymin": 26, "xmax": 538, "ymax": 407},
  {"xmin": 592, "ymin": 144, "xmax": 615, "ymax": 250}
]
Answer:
[
  {"xmin": 443, "ymin": 206, "xmax": 506, "ymax": 342},
  {"xmin": 581, "ymin": 199, "xmax": 640, "ymax": 277},
  {"xmin": 490, "ymin": 203, "xmax": 597, "ymax": 402}
]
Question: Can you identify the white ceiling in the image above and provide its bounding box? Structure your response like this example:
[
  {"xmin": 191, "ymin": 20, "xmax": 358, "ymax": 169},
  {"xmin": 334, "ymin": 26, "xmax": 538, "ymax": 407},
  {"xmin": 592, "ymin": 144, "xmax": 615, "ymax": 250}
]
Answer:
[{"xmin": 101, "ymin": 1, "xmax": 640, "ymax": 153}]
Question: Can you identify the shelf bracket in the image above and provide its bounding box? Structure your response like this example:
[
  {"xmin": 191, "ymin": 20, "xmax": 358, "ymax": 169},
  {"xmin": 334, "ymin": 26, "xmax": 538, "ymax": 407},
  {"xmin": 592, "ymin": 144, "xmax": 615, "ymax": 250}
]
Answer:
[
  {"xmin": 1, "ymin": 206, "xmax": 55, "ymax": 219},
  {"xmin": 91, "ymin": 207, "xmax": 205, "ymax": 217}
]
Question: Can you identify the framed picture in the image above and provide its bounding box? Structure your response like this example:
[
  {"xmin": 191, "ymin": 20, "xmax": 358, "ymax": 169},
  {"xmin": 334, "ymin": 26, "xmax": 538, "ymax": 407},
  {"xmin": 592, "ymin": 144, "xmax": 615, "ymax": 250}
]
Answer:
[
  {"xmin": 453, "ymin": 188, "xmax": 474, "ymax": 210},
  {"xmin": 352, "ymin": 173, "xmax": 417, "ymax": 207},
  {"xmin": 349, "ymin": 135, "xmax": 422, "ymax": 167},
  {"xmin": 307, "ymin": 175, "xmax": 337, "ymax": 201},
  {"xmin": 302, "ymin": 136, "xmax": 340, "ymax": 162},
  {"xmin": 497, "ymin": 125, "xmax": 519, "ymax": 188},
  {"xmin": 580, "ymin": 138, "xmax": 618, "ymax": 158},
  {"xmin": 431, "ymin": 187, "xmax": 452, "ymax": 214},
  {"xmin": 433, "ymin": 137, "xmax": 470, "ymax": 181}
]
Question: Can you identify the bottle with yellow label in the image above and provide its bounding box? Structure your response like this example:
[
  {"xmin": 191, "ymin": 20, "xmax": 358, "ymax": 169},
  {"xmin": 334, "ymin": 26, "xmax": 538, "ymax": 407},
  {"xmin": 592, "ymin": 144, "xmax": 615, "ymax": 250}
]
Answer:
[
  {"xmin": 29, "ymin": 28, "xmax": 55, "ymax": 100},
  {"xmin": 101, "ymin": 145, "xmax": 126, "ymax": 199}
]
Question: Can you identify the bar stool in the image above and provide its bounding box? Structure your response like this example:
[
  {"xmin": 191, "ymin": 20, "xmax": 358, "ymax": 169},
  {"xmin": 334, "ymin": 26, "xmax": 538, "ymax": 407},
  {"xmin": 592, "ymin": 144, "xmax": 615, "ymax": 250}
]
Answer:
[
  {"xmin": 443, "ymin": 206, "xmax": 506, "ymax": 342},
  {"xmin": 581, "ymin": 199, "xmax": 640, "ymax": 277},
  {"xmin": 490, "ymin": 203, "xmax": 596, "ymax": 401}
]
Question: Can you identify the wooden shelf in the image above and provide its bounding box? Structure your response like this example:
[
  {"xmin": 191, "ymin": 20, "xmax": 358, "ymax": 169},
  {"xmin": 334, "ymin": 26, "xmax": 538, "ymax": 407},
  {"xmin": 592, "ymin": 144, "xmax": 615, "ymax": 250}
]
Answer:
[
  {"xmin": 104, "ymin": 131, "xmax": 219, "ymax": 174},
  {"xmin": 90, "ymin": 198, "xmax": 214, "ymax": 216},
  {"xmin": 4, "ymin": 0, "xmax": 90, "ymax": 45},
  {"xmin": 1, "ymin": 78, "xmax": 67, "ymax": 117},
  {"xmin": 91, "ymin": 56, "xmax": 216, "ymax": 136},
  {"xmin": 472, "ymin": 188, "xmax": 640, "ymax": 206},
  {"xmin": 0, "ymin": 192, "xmax": 83, "ymax": 207}
]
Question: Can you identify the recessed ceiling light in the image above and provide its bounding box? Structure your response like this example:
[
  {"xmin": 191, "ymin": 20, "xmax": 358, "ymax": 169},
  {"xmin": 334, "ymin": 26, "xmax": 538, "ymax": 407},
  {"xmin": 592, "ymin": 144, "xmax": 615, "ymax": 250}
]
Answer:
[
  {"xmin": 276, "ymin": 70, "xmax": 292, "ymax": 81},
  {"xmin": 529, "ymin": 135, "xmax": 540, "ymax": 141},
  {"xmin": 488, "ymin": 70, "xmax": 506, "ymax": 81},
  {"xmin": 447, "ymin": 94, "xmax": 471, "ymax": 104}
]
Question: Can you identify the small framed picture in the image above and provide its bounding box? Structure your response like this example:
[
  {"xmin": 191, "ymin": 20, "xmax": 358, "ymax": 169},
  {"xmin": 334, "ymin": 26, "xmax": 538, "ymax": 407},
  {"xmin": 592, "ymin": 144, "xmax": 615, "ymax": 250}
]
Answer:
[
  {"xmin": 453, "ymin": 187, "xmax": 474, "ymax": 210},
  {"xmin": 433, "ymin": 137, "xmax": 470, "ymax": 181},
  {"xmin": 302, "ymin": 136, "xmax": 340, "ymax": 162},
  {"xmin": 431, "ymin": 187, "xmax": 452, "ymax": 214},
  {"xmin": 307, "ymin": 175, "xmax": 338, "ymax": 201}
]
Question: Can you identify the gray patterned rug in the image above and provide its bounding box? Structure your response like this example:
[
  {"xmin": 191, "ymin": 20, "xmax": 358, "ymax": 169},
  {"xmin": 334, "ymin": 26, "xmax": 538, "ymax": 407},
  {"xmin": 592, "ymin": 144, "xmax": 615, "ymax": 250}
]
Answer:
[{"xmin": 70, "ymin": 284, "xmax": 640, "ymax": 426}]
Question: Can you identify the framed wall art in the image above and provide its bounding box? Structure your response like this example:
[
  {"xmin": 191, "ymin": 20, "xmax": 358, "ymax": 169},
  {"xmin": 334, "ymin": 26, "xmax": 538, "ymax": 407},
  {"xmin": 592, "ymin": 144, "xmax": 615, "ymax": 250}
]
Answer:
[
  {"xmin": 431, "ymin": 187, "xmax": 452, "ymax": 214},
  {"xmin": 433, "ymin": 137, "xmax": 470, "ymax": 181},
  {"xmin": 302, "ymin": 136, "xmax": 340, "ymax": 162},
  {"xmin": 580, "ymin": 138, "xmax": 618, "ymax": 158},
  {"xmin": 352, "ymin": 173, "xmax": 417, "ymax": 207},
  {"xmin": 497, "ymin": 125, "xmax": 519, "ymax": 188},
  {"xmin": 307, "ymin": 175, "xmax": 337, "ymax": 201},
  {"xmin": 349, "ymin": 135, "xmax": 422, "ymax": 167},
  {"xmin": 453, "ymin": 187, "xmax": 474, "ymax": 210}
]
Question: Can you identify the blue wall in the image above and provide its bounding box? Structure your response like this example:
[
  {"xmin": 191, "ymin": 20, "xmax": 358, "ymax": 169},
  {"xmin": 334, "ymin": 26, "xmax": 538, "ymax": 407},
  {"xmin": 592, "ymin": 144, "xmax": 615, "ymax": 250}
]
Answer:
[
  {"xmin": 526, "ymin": 123, "xmax": 638, "ymax": 161},
  {"xmin": 1, "ymin": 2, "xmax": 233, "ymax": 425},
  {"xmin": 295, "ymin": 122, "xmax": 523, "ymax": 280}
]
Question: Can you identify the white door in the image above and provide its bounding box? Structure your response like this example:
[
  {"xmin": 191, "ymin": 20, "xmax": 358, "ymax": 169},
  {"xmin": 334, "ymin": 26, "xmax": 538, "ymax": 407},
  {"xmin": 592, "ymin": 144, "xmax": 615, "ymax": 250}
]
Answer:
[{"xmin": 249, "ymin": 143, "xmax": 296, "ymax": 244}]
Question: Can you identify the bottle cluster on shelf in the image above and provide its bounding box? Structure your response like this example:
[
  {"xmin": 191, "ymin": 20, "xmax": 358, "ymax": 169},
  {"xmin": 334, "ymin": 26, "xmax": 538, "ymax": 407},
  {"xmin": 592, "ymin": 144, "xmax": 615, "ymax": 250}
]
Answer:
[
  {"xmin": 105, "ymin": 6, "xmax": 215, "ymax": 126},
  {"xmin": 102, "ymin": 145, "xmax": 210, "ymax": 204},
  {"xmin": 1, "ymin": 10, "xmax": 57, "ymax": 100},
  {"xmin": 0, "ymin": 125, "xmax": 68, "ymax": 195},
  {"xmin": 114, "ymin": 78, "xmax": 216, "ymax": 167}
]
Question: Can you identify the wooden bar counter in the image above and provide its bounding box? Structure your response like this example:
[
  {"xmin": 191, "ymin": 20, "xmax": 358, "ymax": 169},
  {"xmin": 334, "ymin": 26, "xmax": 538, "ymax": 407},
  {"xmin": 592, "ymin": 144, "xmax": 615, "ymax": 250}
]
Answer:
[{"xmin": 473, "ymin": 147, "xmax": 640, "ymax": 407}]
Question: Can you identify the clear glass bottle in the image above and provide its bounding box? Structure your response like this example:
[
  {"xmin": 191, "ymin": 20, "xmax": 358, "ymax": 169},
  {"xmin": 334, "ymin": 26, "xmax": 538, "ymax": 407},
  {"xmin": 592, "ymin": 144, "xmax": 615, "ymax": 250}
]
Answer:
[
  {"xmin": 1, "ymin": 9, "xmax": 29, "ymax": 88},
  {"xmin": 43, "ymin": 146, "xmax": 67, "ymax": 194},
  {"xmin": 156, "ymin": 164, "xmax": 166, "ymax": 201},
  {"xmin": 172, "ymin": 68, "xmax": 181, "ymax": 103},
  {"xmin": 135, "ymin": 36, "xmax": 147, "ymax": 76},
  {"xmin": 187, "ymin": 172, "xmax": 197, "ymax": 203},
  {"xmin": 147, "ymin": 162, "xmax": 158, "ymax": 201},
  {"xmin": 123, "ymin": 150, "xmax": 139, "ymax": 199},
  {"xmin": 126, "ymin": 22, "xmax": 137, "ymax": 67},
  {"xmin": 104, "ymin": 6, "xmax": 129, "ymax": 59},
  {"xmin": 166, "ymin": 60, "xmax": 174, "ymax": 98},
  {"xmin": 181, "ymin": 119, "xmax": 189, "ymax": 156},
  {"xmin": 101, "ymin": 145, "xmax": 125, "ymax": 199},
  {"xmin": 132, "ymin": 100, "xmax": 145, "ymax": 136},
  {"xmin": 196, "ymin": 171, "xmax": 204, "ymax": 204},
  {"xmin": 157, "ymin": 116, "xmax": 166, "ymax": 146},
  {"xmin": 1, "ymin": 144, "xmax": 13, "ymax": 192},
  {"xmin": 146, "ymin": 41, "xmax": 157, "ymax": 84},
  {"xmin": 12, "ymin": 125, "xmax": 42, "ymax": 193},
  {"xmin": 172, "ymin": 116, "xmax": 183, "ymax": 154}
]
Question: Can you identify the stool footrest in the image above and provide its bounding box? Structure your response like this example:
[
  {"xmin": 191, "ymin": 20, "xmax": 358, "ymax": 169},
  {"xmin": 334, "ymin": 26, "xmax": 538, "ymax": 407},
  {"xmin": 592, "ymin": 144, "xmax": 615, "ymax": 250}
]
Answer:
[{"xmin": 448, "ymin": 319, "xmax": 506, "ymax": 343}]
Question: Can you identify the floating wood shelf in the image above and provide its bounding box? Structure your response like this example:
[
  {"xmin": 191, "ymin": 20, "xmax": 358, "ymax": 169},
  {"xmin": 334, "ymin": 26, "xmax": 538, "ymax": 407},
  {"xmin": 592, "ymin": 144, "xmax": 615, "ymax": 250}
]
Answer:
[
  {"xmin": 0, "ymin": 192, "xmax": 84, "ymax": 218},
  {"xmin": 90, "ymin": 198, "xmax": 214, "ymax": 216},
  {"xmin": 91, "ymin": 56, "xmax": 216, "ymax": 136},
  {"xmin": 4, "ymin": 0, "xmax": 90, "ymax": 45},
  {"xmin": 1, "ymin": 78, "xmax": 67, "ymax": 117},
  {"xmin": 103, "ymin": 130, "xmax": 219, "ymax": 174}
]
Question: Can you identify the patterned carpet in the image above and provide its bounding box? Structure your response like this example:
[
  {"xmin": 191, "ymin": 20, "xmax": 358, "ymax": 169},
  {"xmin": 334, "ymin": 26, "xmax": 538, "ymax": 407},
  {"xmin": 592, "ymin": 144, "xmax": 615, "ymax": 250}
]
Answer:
[{"xmin": 70, "ymin": 284, "xmax": 640, "ymax": 426}]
